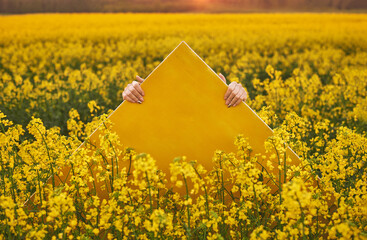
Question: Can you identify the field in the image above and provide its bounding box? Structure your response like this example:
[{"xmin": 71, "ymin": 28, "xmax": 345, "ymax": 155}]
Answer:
[{"xmin": 0, "ymin": 13, "xmax": 367, "ymax": 239}]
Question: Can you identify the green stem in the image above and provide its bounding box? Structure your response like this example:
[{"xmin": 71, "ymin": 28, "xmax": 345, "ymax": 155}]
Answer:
[
  {"xmin": 219, "ymin": 155, "xmax": 225, "ymax": 206},
  {"xmin": 36, "ymin": 169, "xmax": 43, "ymax": 206},
  {"xmin": 192, "ymin": 166, "xmax": 209, "ymax": 219},
  {"xmin": 35, "ymin": 125, "xmax": 55, "ymax": 188},
  {"xmin": 127, "ymin": 154, "xmax": 132, "ymax": 178},
  {"xmin": 252, "ymin": 184, "xmax": 259, "ymax": 224},
  {"xmin": 87, "ymin": 162, "xmax": 97, "ymax": 196},
  {"xmin": 109, "ymin": 144, "xmax": 115, "ymax": 193},
  {"xmin": 183, "ymin": 175, "xmax": 191, "ymax": 237},
  {"xmin": 255, "ymin": 160, "xmax": 280, "ymax": 189},
  {"xmin": 145, "ymin": 171, "xmax": 153, "ymax": 213},
  {"xmin": 283, "ymin": 143, "xmax": 287, "ymax": 183},
  {"xmin": 296, "ymin": 196, "xmax": 306, "ymax": 240},
  {"xmin": 272, "ymin": 142, "xmax": 282, "ymax": 203},
  {"xmin": 110, "ymin": 141, "xmax": 119, "ymax": 176},
  {"xmin": 0, "ymin": 154, "xmax": 6, "ymax": 196}
]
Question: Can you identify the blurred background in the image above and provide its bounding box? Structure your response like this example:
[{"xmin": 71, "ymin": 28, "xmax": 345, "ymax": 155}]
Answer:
[{"xmin": 1, "ymin": 0, "xmax": 367, "ymax": 13}]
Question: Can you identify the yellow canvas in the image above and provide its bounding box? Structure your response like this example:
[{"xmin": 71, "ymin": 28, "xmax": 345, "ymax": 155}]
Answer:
[{"xmin": 30, "ymin": 41, "xmax": 301, "ymax": 202}]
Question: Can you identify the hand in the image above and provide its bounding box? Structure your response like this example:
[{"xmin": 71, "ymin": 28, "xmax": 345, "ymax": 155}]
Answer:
[
  {"xmin": 122, "ymin": 75, "xmax": 145, "ymax": 103},
  {"xmin": 219, "ymin": 73, "xmax": 248, "ymax": 107}
]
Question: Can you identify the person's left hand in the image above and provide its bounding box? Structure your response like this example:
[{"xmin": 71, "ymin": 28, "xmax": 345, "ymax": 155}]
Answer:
[{"xmin": 219, "ymin": 73, "xmax": 248, "ymax": 107}]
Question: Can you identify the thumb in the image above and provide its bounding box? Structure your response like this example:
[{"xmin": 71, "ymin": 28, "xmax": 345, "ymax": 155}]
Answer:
[
  {"xmin": 219, "ymin": 73, "xmax": 226, "ymax": 84},
  {"xmin": 136, "ymin": 75, "xmax": 145, "ymax": 84}
]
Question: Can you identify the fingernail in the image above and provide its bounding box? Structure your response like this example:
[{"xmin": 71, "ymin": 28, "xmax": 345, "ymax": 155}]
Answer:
[
  {"xmin": 138, "ymin": 100, "xmax": 142, "ymax": 104},
  {"xmin": 228, "ymin": 104, "xmax": 231, "ymax": 108}
]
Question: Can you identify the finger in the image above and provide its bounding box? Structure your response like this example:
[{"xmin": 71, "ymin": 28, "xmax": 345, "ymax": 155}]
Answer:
[
  {"xmin": 233, "ymin": 92, "xmax": 247, "ymax": 107},
  {"xmin": 224, "ymin": 82, "xmax": 236, "ymax": 100},
  {"xmin": 132, "ymin": 81, "xmax": 145, "ymax": 97},
  {"xmin": 123, "ymin": 91, "xmax": 135, "ymax": 103},
  {"xmin": 219, "ymin": 73, "xmax": 226, "ymax": 84},
  {"xmin": 225, "ymin": 82, "xmax": 238, "ymax": 102},
  {"xmin": 229, "ymin": 89, "xmax": 242, "ymax": 106},
  {"xmin": 136, "ymin": 75, "xmax": 145, "ymax": 84},
  {"xmin": 230, "ymin": 93, "xmax": 242, "ymax": 107},
  {"xmin": 226, "ymin": 84, "xmax": 240, "ymax": 106},
  {"xmin": 125, "ymin": 89, "xmax": 140, "ymax": 103},
  {"xmin": 237, "ymin": 84, "xmax": 248, "ymax": 102},
  {"xmin": 128, "ymin": 84, "xmax": 144, "ymax": 102},
  {"xmin": 124, "ymin": 94, "xmax": 136, "ymax": 103}
]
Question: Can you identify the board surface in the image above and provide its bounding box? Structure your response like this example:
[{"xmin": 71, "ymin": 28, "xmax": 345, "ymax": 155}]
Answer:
[
  {"xmin": 29, "ymin": 41, "xmax": 301, "ymax": 203},
  {"xmin": 106, "ymin": 41, "xmax": 300, "ymax": 178}
]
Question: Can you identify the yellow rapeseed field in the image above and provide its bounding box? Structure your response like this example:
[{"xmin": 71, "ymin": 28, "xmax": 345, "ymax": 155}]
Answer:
[{"xmin": 0, "ymin": 13, "xmax": 367, "ymax": 239}]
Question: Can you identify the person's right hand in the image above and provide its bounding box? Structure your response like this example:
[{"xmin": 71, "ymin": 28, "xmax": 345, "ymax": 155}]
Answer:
[
  {"xmin": 219, "ymin": 73, "xmax": 248, "ymax": 107},
  {"xmin": 122, "ymin": 75, "xmax": 145, "ymax": 103}
]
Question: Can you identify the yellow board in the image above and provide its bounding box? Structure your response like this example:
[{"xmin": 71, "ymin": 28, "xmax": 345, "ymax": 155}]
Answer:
[
  {"xmin": 30, "ymin": 41, "xmax": 301, "ymax": 202},
  {"xmin": 108, "ymin": 41, "xmax": 300, "ymax": 183}
]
